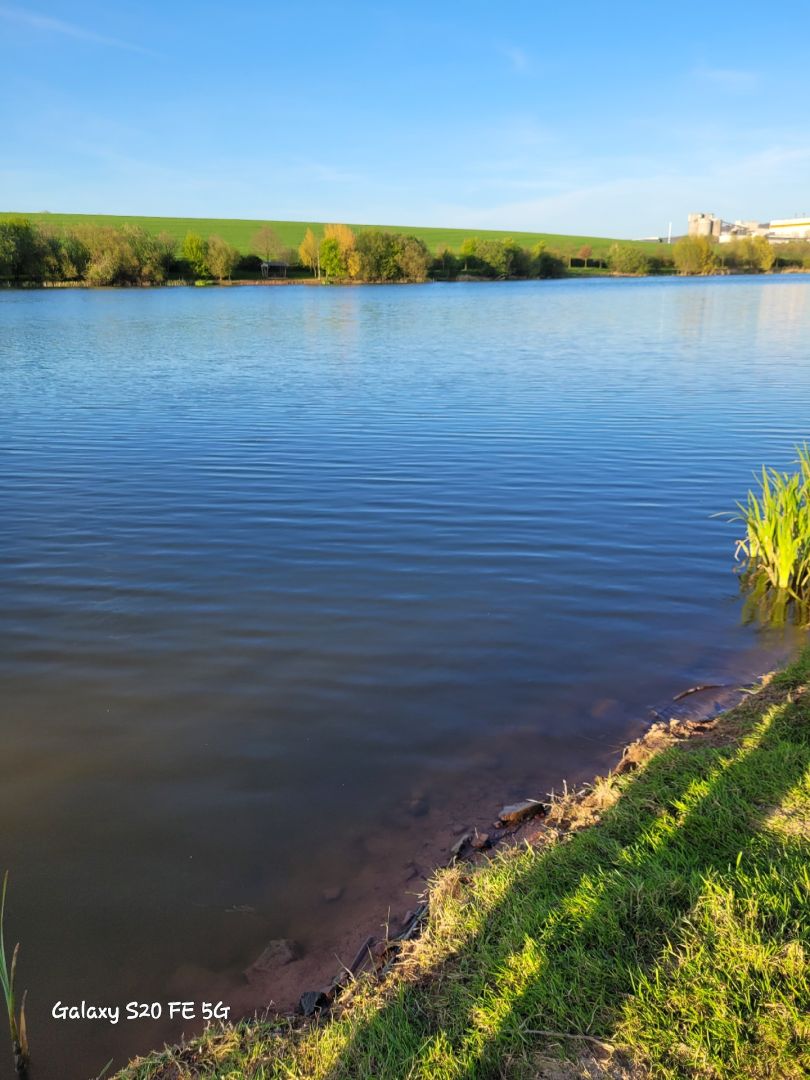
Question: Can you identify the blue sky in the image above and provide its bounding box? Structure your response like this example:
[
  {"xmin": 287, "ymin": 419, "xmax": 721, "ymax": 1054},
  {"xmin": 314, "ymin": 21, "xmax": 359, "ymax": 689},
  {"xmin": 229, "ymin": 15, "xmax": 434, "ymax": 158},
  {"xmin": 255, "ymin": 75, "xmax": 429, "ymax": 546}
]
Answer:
[{"xmin": 2, "ymin": 1, "xmax": 809, "ymax": 238}]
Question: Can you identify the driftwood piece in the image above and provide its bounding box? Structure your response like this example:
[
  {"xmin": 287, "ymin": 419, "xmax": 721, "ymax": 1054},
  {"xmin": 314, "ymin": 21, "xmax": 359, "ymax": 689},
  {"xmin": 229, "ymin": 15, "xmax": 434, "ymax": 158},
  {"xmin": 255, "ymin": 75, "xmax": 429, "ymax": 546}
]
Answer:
[
  {"xmin": 673, "ymin": 683, "xmax": 726, "ymax": 702},
  {"xmin": 347, "ymin": 935, "xmax": 375, "ymax": 977}
]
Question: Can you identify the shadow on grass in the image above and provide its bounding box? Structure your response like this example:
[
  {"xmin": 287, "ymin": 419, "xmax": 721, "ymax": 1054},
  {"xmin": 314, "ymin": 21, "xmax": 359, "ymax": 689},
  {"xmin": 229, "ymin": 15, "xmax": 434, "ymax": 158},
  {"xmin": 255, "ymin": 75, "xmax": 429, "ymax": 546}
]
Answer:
[{"xmin": 318, "ymin": 681, "xmax": 809, "ymax": 1079}]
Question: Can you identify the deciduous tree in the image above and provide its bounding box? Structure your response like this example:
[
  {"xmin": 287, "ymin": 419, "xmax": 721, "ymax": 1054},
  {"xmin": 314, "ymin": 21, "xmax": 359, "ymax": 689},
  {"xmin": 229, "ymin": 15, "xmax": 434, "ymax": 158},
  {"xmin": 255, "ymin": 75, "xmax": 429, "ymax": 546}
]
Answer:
[
  {"xmin": 83, "ymin": 226, "xmax": 140, "ymax": 285},
  {"xmin": 319, "ymin": 224, "xmax": 357, "ymax": 279},
  {"xmin": 532, "ymin": 244, "xmax": 566, "ymax": 278},
  {"xmin": 395, "ymin": 235, "xmax": 431, "ymax": 281},
  {"xmin": 672, "ymin": 236, "xmax": 719, "ymax": 275},
  {"xmin": 207, "ymin": 235, "xmax": 240, "ymax": 281},
  {"xmin": 182, "ymin": 232, "xmax": 210, "ymax": 277},
  {"xmin": 124, "ymin": 226, "xmax": 175, "ymax": 283},
  {"xmin": 752, "ymin": 235, "xmax": 775, "ymax": 272},
  {"xmin": 319, "ymin": 236, "xmax": 345, "ymax": 279},
  {"xmin": 608, "ymin": 243, "xmax": 651, "ymax": 275},
  {"xmin": 323, "ymin": 223, "xmax": 356, "ymax": 258},
  {"xmin": 251, "ymin": 224, "xmax": 283, "ymax": 263},
  {"xmin": 432, "ymin": 247, "xmax": 460, "ymax": 279},
  {"xmin": 0, "ymin": 217, "xmax": 46, "ymax": 280},
  {"xmin": 298, "ymin": 227, "xmax": 320, "ymax": 277}
]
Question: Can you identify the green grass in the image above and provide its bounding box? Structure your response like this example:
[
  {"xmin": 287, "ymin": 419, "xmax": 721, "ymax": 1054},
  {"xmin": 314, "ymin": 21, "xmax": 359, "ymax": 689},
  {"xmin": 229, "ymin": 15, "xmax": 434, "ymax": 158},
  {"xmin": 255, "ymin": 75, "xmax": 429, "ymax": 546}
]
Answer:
[
  {"xmin": 0, "ymin": 211, "xmax": 666, "ymax": 260},
  {"xmin": 116, "ymin": 647, "xmax": 810, "ymax": 1079}
]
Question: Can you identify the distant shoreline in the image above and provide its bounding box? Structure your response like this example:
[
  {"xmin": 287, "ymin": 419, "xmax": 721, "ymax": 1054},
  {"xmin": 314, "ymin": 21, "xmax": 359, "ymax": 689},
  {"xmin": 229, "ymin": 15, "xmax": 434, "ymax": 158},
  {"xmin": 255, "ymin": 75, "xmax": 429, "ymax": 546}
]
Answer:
[
  {"xmin": 5, "ymin": 214, "xmax": 809, "ymax": 287},
  {"xmin": 3, "ymin": 268, "xmax": 810, "ymax": 291}
]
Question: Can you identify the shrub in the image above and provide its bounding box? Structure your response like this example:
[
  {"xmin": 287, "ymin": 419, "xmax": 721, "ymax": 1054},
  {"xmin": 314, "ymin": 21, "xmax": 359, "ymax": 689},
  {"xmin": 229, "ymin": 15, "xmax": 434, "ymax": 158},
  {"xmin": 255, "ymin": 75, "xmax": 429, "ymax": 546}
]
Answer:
[
  {"xmin": 82, "ymin": 227, "xmax": 140, "ymax": 285},
  {"xmin": 648, "ymin": 252, "xmax": 675, "ymax": 274},
  {"xmin": 236, "ymin": 253, "xmax": 262, "ymax": 274},
  {"xmin": 608, "ymin": 244, "xmax": 651, "ymax": 275},
  {"xmin": 328, "ymin": 229, "xmax": 431, "ymax": 282},
  {"xmin": 353, "ymin": 230, "xmax": 398, "ymax": 280},
  {"xmin": 394, "ymin": 234, "xmax": 431, "ymax": 281},
  {"xmin": 534, "ymin": 248, "xmax": 566, "ymax": 278},
  {"xmin": 181, "ymin": 233, "xmax": 210, "ymax": 278},
  {"xmin": 58, "ymin": 232, "xmax": 91, "ymax": 280},
  {"xmin": 723, "ymin": 236, "xmax": 776, "ymax": 273},
  {"xmin": 0, "ymin": 218, "xmax": 47, "ymax": 281},
  {"xmin": 773, "ymin": 240, "xmax": 810, "ymax": 270},
  {"xmin": 431, "ymin": 247, "xmax": 460, "ymax": 280},
  {"xmin": 672, "ymin": 236, "xmax": 720, "ymax": 275}
]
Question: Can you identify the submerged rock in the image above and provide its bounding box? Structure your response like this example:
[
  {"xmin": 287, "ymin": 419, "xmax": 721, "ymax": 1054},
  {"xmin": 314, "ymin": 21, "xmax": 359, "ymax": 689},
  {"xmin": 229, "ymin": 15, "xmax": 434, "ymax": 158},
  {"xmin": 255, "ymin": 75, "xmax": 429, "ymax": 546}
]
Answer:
[
  {"xmin": 244, "ymin": 938, "xmax": 300, "ymax": 984},
  {"xmin": 322, "ymin": 885, "xmax": 344, "ymax": 902},
  {"xmin": 406, "ymin": 794, "xmax": 429, "ymax": 817}
]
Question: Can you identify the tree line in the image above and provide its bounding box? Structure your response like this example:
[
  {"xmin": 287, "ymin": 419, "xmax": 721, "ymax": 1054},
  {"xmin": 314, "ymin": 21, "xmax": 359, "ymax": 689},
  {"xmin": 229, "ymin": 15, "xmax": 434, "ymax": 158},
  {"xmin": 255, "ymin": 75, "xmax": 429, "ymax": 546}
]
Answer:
[
  {"xmin": 669, "ymin": 235, "xmax": 806, "ymax": 275},
  {"xmin": 0, "ymin": 217, "xmax": 253, "ymax": 286},
  {"xmin": 606, "ymin": 235, "xmax": 810, "ymax": 276},
  {"xmin": 0, "ymin": 217, "xmax": 568, "ymax": 285},
  {"xmin": 295, "ymin": 224, "xmax": 568, "ymax": 282},
  {"xmin": 2, "ymin": 215, "xmax": 809, "ymax": 286}
]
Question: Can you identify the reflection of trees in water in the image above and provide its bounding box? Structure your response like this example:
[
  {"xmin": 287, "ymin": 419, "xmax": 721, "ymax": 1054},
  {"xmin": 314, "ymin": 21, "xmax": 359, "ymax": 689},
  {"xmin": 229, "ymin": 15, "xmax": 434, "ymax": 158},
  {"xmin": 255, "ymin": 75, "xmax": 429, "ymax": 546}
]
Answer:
[
  {"xmin": 299, "ymin": 291, "xmax": 362, "ymax": 356},
  {"xmin": 673, "ymin": 276, "xmax": 810, "ymax": 348},
  {"xmin": 750, "ymin": 279, "xmax": 810, "ymax": 350}
]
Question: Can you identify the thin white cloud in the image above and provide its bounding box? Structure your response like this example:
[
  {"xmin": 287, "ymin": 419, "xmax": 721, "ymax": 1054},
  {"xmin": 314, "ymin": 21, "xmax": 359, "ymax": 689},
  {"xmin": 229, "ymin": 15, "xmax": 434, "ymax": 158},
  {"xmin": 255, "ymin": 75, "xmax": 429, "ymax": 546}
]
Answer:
[
  {"xmin": 691, "ymin": 65, "xmax": 759, "ymax": 92},
  {"xmin": 493, "ymin": 115, "xmax": 555, "ymax": 149},
  {"xmin": 499, "ymin": 44, "xmax": 530, "ymax": 73},
  {"xmin": 431, "ymin": 133, "xmax": 810, "ymax": 237},
  {"xmin": 0, "ymin": 4, "xmax": 160, "ymax": 57},
  {"xmin": 292, "ymin": 160, "xmax": 366, "ymax": 185}
]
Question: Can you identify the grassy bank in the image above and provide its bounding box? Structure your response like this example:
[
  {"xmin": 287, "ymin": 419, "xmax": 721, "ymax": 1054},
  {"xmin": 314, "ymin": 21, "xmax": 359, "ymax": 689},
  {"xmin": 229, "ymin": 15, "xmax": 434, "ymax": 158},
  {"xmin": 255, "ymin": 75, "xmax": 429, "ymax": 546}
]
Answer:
[
  {"xmin": 1, "ymin": 212, "xmax": 663, "ymax": 261},
  {"xmin": 116, "ymin": 647, "xmax": 810, "ymax": 1079}
]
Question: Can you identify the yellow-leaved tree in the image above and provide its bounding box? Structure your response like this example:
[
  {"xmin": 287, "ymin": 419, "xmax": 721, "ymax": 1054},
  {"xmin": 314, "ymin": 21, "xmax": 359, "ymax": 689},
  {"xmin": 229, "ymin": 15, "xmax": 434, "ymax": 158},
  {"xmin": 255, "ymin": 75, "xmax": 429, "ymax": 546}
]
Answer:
[{"xmin": 299, "ymin": 228, "xmax": 320, "ymax": 278}]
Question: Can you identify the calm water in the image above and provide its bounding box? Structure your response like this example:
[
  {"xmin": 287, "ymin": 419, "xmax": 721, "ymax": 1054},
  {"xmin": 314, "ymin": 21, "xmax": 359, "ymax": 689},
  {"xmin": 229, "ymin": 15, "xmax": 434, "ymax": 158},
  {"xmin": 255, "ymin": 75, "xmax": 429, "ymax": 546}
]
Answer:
[{"xmin": 1, "ymin": 277, "xmax": 809, "ymax": 1077}]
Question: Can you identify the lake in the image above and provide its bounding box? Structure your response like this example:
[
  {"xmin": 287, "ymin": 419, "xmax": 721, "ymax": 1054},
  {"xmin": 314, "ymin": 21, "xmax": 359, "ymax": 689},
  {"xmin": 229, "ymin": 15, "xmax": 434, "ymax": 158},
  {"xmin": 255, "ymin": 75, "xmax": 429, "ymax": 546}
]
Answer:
[{"xmin": 1, "ymin": 276, "xmax": 808, "ymax": 1077}]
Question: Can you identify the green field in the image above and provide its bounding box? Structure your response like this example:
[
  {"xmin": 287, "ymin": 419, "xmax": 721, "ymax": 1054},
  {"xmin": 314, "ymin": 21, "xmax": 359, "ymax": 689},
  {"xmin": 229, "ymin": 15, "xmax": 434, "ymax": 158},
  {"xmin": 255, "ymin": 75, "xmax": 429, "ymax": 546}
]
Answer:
[{"xmin": 2, "ymin": 211, "xmax": 666, "ymax": 259}]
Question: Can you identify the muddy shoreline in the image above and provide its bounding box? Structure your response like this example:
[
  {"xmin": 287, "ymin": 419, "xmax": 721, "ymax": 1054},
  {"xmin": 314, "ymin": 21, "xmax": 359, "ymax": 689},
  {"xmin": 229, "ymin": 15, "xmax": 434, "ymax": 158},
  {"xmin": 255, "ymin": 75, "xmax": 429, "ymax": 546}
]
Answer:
[{"xmin": 183, "ymin": 672, "xmax": 770, "ymax": 1036}]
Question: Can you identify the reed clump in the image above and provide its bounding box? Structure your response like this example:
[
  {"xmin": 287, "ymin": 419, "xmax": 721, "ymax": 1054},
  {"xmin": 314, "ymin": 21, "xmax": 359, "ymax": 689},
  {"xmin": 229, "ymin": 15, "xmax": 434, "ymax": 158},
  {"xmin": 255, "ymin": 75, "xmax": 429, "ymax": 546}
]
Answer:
[
  {"xmin": 734, "ymin": 445, "xmax": 810, "ymax": 622},
  {"xmin": 0, "ymin": 873, "xmax": 28, "ymax": 1079}
]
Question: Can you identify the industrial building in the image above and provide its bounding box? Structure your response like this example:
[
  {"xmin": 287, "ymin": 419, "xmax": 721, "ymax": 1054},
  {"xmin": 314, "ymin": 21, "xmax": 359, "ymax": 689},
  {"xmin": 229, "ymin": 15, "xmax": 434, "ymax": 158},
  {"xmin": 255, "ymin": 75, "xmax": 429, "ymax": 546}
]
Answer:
[{"xmin": 688, "ymin": 212, "xmax": 810, "ymax": 243}]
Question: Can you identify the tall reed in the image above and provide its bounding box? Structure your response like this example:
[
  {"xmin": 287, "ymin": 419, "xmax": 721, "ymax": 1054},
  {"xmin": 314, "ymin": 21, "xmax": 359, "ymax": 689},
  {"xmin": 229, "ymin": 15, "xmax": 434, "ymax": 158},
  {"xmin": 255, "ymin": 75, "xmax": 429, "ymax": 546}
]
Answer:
[
  {"xmin": 733, "ymin": 445, "xmax": 810, "ymax": 620},
  {"xmin": 0, "ymin": 873, "xmax": 28, "ymax": 1079}
]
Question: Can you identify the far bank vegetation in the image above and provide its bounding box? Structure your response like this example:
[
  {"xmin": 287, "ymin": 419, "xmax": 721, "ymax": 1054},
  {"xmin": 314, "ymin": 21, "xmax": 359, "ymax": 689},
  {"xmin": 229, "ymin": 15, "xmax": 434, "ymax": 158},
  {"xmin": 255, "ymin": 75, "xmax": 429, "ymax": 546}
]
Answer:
[
  {"xmin": 0, "ymin": 218, "xmax": 567, "ymax": 287},
  {"xmin": 2, "ymin": 215, "xmax": 809, "ymax": 287}
]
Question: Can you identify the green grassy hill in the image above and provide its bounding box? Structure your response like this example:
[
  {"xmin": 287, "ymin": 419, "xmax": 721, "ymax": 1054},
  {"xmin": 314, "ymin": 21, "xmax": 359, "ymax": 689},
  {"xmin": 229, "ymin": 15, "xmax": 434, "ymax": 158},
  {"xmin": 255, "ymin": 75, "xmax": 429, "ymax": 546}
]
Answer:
[{"xmin": 2, "ymin": 211, "xmax": 665, "ymax": 259}]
